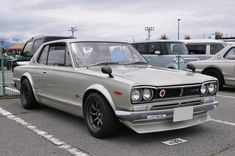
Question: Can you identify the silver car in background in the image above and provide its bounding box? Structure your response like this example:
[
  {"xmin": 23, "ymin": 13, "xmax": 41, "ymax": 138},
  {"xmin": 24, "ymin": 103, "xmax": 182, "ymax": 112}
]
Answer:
[
  {"xmin": 14, "ymin": 40, "xmax": 219, "ymax": 138},
  {"xmin": 132, "ymin": 41, "xmax": 200, "ymax": 70},
  {"xmin": 182, "ymin": 39, "xmax": 227, "ymax": 60},
  {"xmin": 188, "ymin": 44, "xmax": 235, "ymax": 89}
]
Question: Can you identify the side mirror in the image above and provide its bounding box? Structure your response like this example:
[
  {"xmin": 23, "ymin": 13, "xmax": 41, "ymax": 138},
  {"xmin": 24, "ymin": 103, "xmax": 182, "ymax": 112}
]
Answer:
[
  {"xmin": 154, "ymin": 51, "xmax": 161, "ymax": 55},
  {"xmin": 187, "ymin": 63, "xmax": 196, "ymax": 72},
  {"xmin": 101, "ymin": 66, "xmax": 113, "ymax": 78}
]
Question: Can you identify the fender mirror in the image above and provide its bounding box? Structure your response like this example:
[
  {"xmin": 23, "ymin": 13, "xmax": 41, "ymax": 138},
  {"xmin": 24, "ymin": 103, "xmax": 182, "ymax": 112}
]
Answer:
[
  {"xmin": 101, "ymin": 66, "xmax": 113, "ymax": 78},
  {"xmin": 187, "ymin": 63, "xmax": 196, "ymax": 72}
]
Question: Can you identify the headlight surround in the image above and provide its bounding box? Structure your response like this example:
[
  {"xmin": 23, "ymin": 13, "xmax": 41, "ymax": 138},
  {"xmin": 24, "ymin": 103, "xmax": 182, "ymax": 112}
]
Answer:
[
  {"xmin": 142, "ymin": 88, "xmax": 153, "ymax": 101},
  {"xmin": 201, "ymin": 84, "xmax": 207, "ymax": 95},
  {"xmin": 201, "ymin": 81, "xmax": 218, "ymax": 96},
  {"xmin": 131, "ymin": 89, "xmax": 141, "ymax": 102}
]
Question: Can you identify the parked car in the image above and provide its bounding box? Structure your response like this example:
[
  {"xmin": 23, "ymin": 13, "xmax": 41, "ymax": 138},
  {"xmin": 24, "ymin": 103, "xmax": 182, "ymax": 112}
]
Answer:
[
  {"xmin": 132, "ymin": 41, "xmax": 199, "ymax": 70},
  {"xmin": 12, "ymin": 35, "xmax": 75, "ymax": 71},
  {"xmin": 187, "ymin": 44, "xmax": 235, "ymax": 89},
  {"xmin": 14, "ymin": 40, "xmax": 219, "ymax": 138},
  {"xmin": 182, "ymin": 39, "xmax": 227, "ymax": 60}
]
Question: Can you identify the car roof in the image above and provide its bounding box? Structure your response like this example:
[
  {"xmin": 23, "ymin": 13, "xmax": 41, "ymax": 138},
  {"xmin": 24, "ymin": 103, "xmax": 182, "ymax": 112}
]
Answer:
[
  {"xmin": 181, "ymin": 39, "xmax": 224, "ymax": 44},
  {"xmin": 132, "ymin": 40, "xmax": 184, "ymax": 44},
  {"xmin": 26, "ymin": 35, "xmax": 75, "ymax": 42},
  {"xmin": 42, "ymin": 39, "xmax": 130, "ymax": 45}
]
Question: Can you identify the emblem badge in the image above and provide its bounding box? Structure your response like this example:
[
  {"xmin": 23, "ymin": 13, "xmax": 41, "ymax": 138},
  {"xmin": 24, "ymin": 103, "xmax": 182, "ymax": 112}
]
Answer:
[{"xmin": 159, "ymin": 89, "xmax": 166, "ymax": 97}]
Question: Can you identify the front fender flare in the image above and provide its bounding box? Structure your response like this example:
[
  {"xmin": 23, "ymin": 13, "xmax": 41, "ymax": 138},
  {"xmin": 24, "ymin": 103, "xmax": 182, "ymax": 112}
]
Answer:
[{"xmin": 84, "ymin": 84, "xmax": 116, "ymax": 110}]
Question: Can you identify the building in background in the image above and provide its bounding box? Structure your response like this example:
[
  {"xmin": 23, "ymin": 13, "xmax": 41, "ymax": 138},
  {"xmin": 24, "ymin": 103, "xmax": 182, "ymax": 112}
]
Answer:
[{"xmin": 8, "ymin": 43, "xmax": 25, "ymax": 55}]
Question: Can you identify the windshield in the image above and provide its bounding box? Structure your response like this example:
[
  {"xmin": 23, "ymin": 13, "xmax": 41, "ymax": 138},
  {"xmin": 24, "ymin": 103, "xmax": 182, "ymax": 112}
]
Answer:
[
  {"xmin": 164, "ymin": 42, "xmax": 188, "ymax": 55},
  {"xmin": 71, "ymin": 42, "xmax": 147, "ymax": 67}
]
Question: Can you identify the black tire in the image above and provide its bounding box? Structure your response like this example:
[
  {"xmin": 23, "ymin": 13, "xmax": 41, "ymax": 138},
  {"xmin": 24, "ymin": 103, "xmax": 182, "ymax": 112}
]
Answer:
[
  {"xmin": 84, "ymin": 93, "xmax": 120, "ymax": 138},
  {"xmin": 204, "ymin": 69, "xmax": 223, "ymax": 90},
  {"xmin": 20, "ymin": 79, "xmax": 39, "ymax": 109}
]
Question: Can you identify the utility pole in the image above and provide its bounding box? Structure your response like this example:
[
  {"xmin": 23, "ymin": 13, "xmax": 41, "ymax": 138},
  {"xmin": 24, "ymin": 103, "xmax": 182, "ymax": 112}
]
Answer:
[
  {"xmin": 145, "ymin": 27, "xmax": 155, "ymax": 41},
  {"xmin": 177, "ymin": 19, "xmax": 181, "ymax": 40},
  {"xmin": 68, "ymin": 26, "xmax": 78, "ymax": 37}
]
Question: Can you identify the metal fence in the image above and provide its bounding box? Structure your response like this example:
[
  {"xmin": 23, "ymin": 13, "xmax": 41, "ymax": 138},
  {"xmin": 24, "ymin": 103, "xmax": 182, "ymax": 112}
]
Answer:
[{"xmin": 0, "ymin": 56, "xmax": 20, "ymax": 97}]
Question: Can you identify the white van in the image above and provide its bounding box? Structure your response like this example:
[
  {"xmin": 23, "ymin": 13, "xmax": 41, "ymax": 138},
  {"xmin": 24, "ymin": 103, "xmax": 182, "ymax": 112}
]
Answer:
[
  {"xmin": 132, "ymin": 41, "xmax": 199, "ymax": 70},
  {"xmin": 182, "ymin": 39, "xmax": 227, "ymax": 60}
]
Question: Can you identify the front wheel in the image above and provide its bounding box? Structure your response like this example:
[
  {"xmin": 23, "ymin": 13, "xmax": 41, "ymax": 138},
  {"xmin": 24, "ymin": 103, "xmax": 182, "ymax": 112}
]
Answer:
[
  {"xmin": 84, "ymin": 93, "xmax": 120, "ymax": 138},
  {"xmin": 20, "ymin": 79, "xmax": 39, "ymax": 109}
]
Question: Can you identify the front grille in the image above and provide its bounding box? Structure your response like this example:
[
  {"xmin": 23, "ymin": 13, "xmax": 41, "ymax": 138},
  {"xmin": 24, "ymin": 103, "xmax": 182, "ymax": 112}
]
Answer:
[
  {"xmin": 151, "ymin": 100, "xmax": 202, "ymax": 110},
  {"xmin": 152, "ymin": 84, "xmax": 201, "ymax": 101},
  {"xmin": 183, "ymin": 86, "xmax": 201, "ymax": 96}
]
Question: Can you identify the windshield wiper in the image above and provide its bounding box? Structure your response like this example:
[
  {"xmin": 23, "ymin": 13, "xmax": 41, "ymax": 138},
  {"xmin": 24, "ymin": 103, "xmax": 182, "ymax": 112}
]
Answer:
[
  {"xmin": 88, "ymin": 61, "xmax": 120, "ymax": 67},
  {"xmin": 125, "ymin": 61, "xmax": 148, "ymax": 65}
]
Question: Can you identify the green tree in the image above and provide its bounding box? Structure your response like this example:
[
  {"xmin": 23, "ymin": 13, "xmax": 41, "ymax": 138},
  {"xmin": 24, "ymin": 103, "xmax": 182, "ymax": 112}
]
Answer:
[
  {"xmin": 160, "ymin": 34, "xmax": 168, "ymax": 40},
  {"xmin": 184, "ymin": 35, "xmax": 191, "ymax": 40},
  {"xmin": 215, "ymin": 31, "xmax": 223, "ymax": 39}
]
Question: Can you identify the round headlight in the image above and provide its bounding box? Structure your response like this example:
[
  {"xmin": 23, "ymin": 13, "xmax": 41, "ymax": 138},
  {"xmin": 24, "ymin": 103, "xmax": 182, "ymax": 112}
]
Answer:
[
  {"xmin": 208, "ymin": 83, "xmax": 216, "ymax": 94},
  {"xmin": 143, "ymin": 88, "xmax": 153, "ymax": 101},
  {"xmin": 201, "ymin": 84, "xmax": 207, "ymax": 95},
  {"xmin": 131, "ymin": 89, "xmax": 141, "ymax": 102}
]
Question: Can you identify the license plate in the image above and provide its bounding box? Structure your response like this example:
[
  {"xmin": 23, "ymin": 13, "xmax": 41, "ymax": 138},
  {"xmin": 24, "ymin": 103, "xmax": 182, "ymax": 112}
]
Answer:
[{"xmin": 173, "ymin": 106, "xmax": 193, "ymax": 122}]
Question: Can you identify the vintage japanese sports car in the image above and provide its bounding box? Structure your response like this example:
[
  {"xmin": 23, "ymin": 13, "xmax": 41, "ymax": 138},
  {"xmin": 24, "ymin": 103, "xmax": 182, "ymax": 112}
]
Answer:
[{"xmin": 13, "ymin": 40, "xmax": 219, "ymax": 138}]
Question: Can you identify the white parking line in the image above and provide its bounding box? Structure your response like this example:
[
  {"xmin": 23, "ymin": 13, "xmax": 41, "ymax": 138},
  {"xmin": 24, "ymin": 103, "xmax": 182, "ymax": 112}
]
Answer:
[
  {"xmin": 0, "ymin": 107, "xmax": 90, "ymax": 156},
  {"xmin": 211, "ymin": 119, "xmax": 235, "ymax": 127},
  {"xmin": 217, "ymin": 94, "xmax": 235, "ymax": 99},
  {"xmin": 5, "ymin": 87, "xmax": 20, "ymax": 93}
]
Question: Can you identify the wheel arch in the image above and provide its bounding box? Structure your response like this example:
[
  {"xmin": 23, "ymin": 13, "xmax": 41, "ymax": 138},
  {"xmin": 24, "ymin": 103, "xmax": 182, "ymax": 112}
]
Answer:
[
  {"xmin": 82, "ymin": 84, "xmax": 116, "ymax": 111},
  {"xmin": 202, "ymin": 66, "xmax": 225, "ymax": 84},
  {"xmin": 20, "ymin": 72, "xmax": 39, "ymax": 101}
]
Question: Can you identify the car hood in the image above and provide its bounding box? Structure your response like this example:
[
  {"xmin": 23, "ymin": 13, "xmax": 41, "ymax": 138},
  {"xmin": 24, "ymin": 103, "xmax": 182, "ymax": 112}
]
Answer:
[{"xmin": 90, "ymin": 65, "xmax": 215, "ymax": 86}]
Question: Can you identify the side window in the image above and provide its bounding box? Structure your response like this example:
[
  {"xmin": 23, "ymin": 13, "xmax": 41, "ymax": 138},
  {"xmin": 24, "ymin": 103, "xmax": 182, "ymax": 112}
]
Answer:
[
  {"xmin": 186, "ymin": 44, "xmax": 206, "ymax": 54},
  {"xmin": 48, "ymin": 44, "xmax": 66, "ymax": 66},
  {"xmin": 224, "ymin": 48, "xmax": 235, "ymax": 60},
  {"xmin": 135, "ymin": 43, "xmax": 149, "ymax": 54},
  {"xmin": 38, "ymin": 45, "xmax": 49, "ymax": 65},
  {"xmin": 22, "ymin": 41, "xmax": 33, "ymax": 57},
  {"xmin": 33, "ymin": 39, "xmax": 44, "ymax": 54},
  {"xmin": 149, "ymin": 42, "xmax": 161, "ymax": 54},
  {"xmin": 210, "ymin": 44, "xmax": 224, "ymax": 55}
]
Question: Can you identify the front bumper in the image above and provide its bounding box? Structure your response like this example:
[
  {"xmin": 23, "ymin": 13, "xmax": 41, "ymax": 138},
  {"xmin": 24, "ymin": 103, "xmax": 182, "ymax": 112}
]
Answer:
[
  {"xmin": 115, "ymin": 101, "xmax": 218, "ymax": 122},
  {"xmin": 115, "ymin": 101, "xmax": 218, "ymax": 133}
]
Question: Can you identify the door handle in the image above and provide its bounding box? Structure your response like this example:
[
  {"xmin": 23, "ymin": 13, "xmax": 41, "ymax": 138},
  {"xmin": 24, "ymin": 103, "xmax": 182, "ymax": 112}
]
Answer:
[{"xmin": 43, "ymin": 71, "xmax": 47, "ymax": 74}]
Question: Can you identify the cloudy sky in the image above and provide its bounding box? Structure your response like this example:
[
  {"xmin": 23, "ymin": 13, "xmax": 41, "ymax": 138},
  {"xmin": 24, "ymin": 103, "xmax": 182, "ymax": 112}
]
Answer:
[{"xmin": 0, "ymin": 0, "xmax": 235, "ymax": 43}]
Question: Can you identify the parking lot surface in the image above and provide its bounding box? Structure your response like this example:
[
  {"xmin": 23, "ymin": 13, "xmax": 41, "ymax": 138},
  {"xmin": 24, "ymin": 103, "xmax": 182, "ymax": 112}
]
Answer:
[{"xmin": 0, "ymin": 88, "xmax": 234, "ymax": 156}]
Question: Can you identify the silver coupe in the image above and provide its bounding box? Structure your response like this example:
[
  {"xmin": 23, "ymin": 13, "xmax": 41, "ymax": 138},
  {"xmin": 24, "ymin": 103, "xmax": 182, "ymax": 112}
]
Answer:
[{"xmin": 13, "ymin": 40, "xmax": 219, "ymax": 138}]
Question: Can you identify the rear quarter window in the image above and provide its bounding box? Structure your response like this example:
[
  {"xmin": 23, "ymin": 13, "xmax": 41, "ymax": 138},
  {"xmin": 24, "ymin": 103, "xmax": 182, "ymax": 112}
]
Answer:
[{"xmin": 186, "ymin": 44, "xmax": 206, "ymax": 55}]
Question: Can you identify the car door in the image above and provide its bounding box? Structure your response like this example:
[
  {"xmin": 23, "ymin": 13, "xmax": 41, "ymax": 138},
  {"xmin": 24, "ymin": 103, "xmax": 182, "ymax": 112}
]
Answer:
[{"xmin": 220, "ymin": 48, "xmax": 235, "ymax": 85}]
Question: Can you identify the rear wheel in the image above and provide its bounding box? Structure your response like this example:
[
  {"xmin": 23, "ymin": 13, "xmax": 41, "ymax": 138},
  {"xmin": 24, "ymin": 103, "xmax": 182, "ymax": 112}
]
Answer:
[
  {"xmin": 20, "ymin": 79, "xmax": 39, "ymax": 109},
  {"xmin": 204, "ymin": 69, "xmax": 223, "ymax": 90},
  {"xmin": 84, "ymin": 93, "xmax": 119, "ymax": 138}
]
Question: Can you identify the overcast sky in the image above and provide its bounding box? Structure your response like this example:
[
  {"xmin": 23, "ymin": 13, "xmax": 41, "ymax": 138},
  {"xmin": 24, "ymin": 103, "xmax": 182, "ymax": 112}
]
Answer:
[{"xmin": 0, "ymin": 0, "xmax": 235, "ymax": 43}]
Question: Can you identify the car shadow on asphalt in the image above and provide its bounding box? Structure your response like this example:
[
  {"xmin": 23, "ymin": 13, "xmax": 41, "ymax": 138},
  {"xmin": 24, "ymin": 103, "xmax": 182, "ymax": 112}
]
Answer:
[{"xmin": 37, "ymin": 104, "xmax": 211, "ymax": 143}]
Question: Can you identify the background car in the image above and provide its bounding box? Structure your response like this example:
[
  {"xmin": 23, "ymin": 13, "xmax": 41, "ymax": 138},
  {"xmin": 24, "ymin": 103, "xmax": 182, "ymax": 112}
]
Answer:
[
  {"xmin": 182, "ymin": 39, "xmax": 227, "ymax": 60},
  {"xmin": 12, "ymin": 35, "xmax": 75, "ymax": 71},
  {"xmin": 188, "ymin": 44, "xmax": 235, "ymax": 89},
  {"xmin": 14, "ymin": 40, "xmax": 219, "ymax": 138},
  {"xmin": 132, "ymin": 41, "xmax": 199, "ymax": 70}
]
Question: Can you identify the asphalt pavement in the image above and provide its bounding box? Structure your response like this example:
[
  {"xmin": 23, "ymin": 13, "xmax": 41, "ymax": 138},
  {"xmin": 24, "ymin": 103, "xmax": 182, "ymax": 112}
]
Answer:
[{"xmin": 0, "ymin": 87, "xmax": 234, "ymax": 156}]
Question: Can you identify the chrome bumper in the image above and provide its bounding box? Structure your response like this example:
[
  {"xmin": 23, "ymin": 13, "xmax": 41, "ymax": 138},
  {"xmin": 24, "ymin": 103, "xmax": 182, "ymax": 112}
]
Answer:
[{"xmin": 115, "ymin": 101, "xmax": 218, "ymax": 122}]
